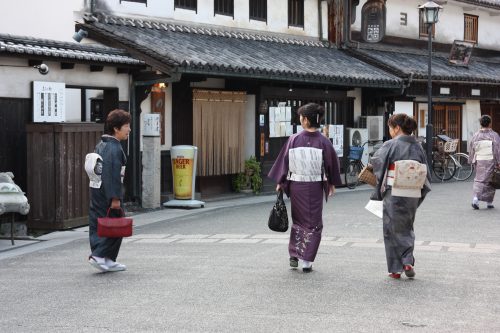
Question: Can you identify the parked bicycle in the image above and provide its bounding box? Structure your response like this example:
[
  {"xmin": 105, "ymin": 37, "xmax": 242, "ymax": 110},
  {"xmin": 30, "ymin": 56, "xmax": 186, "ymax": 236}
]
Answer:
[
  {"xmin": 431, "ymin": 138, "xmax": 474, "ymax": 181},
  {"xmin": 344, "ymin": 141, "xmax": 368, "ymax": 189}
]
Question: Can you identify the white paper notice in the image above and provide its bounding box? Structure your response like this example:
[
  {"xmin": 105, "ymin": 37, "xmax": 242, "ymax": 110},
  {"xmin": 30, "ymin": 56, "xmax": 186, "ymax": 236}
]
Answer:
[
  {"xmin": 285, "ymin": 107, "xmax": 292, "ymax": 121},
  {"xmin": 285, "ymin": 123, "xmax": 293, "ymax": 136},
  {"xmin": 269, "ymin": 107, "xmax": 277, "ymax": 122},
  {"xmin": 279, "ymin": 122, "xmax": 286, "ymax": 137},
  {"xmin": 365, "ymin": 200, "xmax": 383, "ymax": 219},
  {"xmin": 279, "ymin": 106, "xmax": 286, "ymax": 121},
  {"xmin": 330, "ymin": 124, "xmax": 344, "ymax": 158},
  {"xmin": 275, "ymin": 122, "xmax": 281, "ymax": 137},
  {"xmin": 269, "ymin": 122, "xmax": 276, "ymax": 137}
]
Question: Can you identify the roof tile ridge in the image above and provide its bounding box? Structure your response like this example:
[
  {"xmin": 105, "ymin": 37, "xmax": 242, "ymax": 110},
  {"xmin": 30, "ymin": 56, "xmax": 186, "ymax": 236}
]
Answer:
[{"xmin": 91, "ymin": 12, "xmax": 325, "ymax": 47}]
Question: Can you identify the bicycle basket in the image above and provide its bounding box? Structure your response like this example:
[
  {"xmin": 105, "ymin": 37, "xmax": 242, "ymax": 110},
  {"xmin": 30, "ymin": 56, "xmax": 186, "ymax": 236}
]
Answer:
[
  {"xmin": 348, "ymin": 146, "xmax": 364, "ymax": 160},
  {"xmin": 443, "ymin": 139, "xmax": 459, "ymax": 153}
]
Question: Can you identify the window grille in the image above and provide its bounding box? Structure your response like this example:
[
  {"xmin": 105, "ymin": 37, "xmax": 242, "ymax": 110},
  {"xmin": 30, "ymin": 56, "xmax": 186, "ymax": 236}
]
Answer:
[
  {"xmin": 250, "ymin": 0, "xmax": 267, "ymax": 21},
  {"xmin": 214, "ymin": 0, "xmax": 234, "ymax": 17},
  {"xmin": 419, "ymin": 11, "xmax": 435, "ymax": 38},
  {"xmin": 464, "ymin": 14, "xmax": 478, "ymax": 44},
  {"xmin": 175, "ymin": 0, "xmax": 197, "ymax": 11},
  {"xmin": 288, "ymin": 0, "xmax": 304, "ymax": 27}
]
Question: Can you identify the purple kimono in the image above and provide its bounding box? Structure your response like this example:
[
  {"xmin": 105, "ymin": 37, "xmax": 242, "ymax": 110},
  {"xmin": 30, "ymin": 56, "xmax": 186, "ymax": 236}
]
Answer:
[
  {"xmin": 468, "ymin": 128, "xmax": 500, "ymax": 203},
  {"xmin": 268, "ymin": 131, "xmax": 341, "ymax": 262}
]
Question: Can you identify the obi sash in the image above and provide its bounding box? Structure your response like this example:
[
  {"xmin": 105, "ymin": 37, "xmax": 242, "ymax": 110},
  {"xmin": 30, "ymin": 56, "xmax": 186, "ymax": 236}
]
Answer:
[
  {"xmin": 288, "ymin": 147, "xmax": 323, "ymax": 182},
  {"xmin": 386, "ymin": 160, "xmax": 427, "ymax": 198},
  {"xmin": 474, "ymin": 140, "xmax": 494, "ymax": 161}
]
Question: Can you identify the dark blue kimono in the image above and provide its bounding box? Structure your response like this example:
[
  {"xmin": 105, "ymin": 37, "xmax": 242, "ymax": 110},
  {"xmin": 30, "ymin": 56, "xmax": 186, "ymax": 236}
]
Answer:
[{"xmin": 89, "ymin": 135, "xmax": 127, "ymax": 261}]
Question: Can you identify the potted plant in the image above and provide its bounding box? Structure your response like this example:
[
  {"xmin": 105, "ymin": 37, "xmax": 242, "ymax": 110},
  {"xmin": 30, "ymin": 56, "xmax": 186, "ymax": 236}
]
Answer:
[{"xmin": 232, "ymin": 156, "xmax": 263, "ymax": 194}]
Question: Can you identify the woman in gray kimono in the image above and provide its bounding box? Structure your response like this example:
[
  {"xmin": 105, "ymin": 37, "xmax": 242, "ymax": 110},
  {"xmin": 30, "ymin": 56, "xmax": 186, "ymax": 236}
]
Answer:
[
  {"xmin": 370, "ymin": 114, "xmax": 431, "ymax": 279},
  {"xmin": 468, "ymin": 115, "xmax": 500, "ymax": 209},
  {"xmin": 268, "ymin": 103, "xmax": 342, "ymax": 272},
  {"xmin": 88, "ymin": 109, "xmax": 131, "ymax": 272}
]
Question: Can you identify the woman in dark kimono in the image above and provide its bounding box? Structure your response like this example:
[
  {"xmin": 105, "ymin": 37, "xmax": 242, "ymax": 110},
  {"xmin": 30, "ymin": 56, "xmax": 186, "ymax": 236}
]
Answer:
[
  {"xmin": 87, "ymin": 109, "xmax": 131, "ymax": 272},
  {"xmin": 468, "ymin": 115, "xmax": 500, "ymax": 209},
  {"xmin": 370, "ymin": 114, "xmax": 431, "ymax": 279},
  {"xmin": 268, "ymin": 103, "xmax": 341, "ymax": 272}
]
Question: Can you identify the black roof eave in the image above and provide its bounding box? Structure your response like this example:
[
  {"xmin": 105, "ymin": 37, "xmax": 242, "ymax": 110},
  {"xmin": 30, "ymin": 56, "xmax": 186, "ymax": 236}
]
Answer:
[{"xmin": 174, "ymin": 66, "xmax": 402, "ymax": 89}]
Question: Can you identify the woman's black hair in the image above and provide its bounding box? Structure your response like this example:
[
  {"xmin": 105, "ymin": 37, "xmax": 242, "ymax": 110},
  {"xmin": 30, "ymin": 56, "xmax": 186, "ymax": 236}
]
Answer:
[
  {"xmin": 297, "ymin": 103, "xmax": 325, "ymax": 128},
  {"xmin": 387, "ymin": 113, "xmax": 417, "ymax": 135},
  {"xmin": 105, "ymin": 109, "xmax": 131, "ymax": 135},
  {"xmin": 480, "ymin": 114, "xmax": 492, "ymax": 128}
]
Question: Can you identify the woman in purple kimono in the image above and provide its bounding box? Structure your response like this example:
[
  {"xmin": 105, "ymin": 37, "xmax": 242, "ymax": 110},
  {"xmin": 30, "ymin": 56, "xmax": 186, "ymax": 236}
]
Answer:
[
  {"xmin": 268, "ymin": 103, "xmax": 341, "ymax": 272},
  {"xmin": 468, "ymin": 115, "xmax": 500, "ymax": 209},
  {"xmin": 370, "ymin": 114, "xmax": 431, "ymax": 279}
]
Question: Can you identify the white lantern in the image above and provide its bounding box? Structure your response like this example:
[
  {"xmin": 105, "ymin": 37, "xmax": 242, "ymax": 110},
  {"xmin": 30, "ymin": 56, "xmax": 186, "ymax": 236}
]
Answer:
[{"xmin": 418, "ymin": 1, "xmax": 443, "ymax": 24}]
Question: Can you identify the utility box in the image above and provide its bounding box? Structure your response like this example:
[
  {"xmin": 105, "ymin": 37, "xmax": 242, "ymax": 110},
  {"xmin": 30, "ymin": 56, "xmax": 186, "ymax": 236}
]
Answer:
[{"xmin": 26, "ymin": 123, "xmax": 103, "ymax": 230}]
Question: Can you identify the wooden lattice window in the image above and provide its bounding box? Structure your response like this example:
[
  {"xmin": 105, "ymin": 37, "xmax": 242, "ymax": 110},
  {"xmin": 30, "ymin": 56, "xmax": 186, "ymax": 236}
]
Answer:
[
  {"xmin": 214, "ymin": 0, "xmax": 234, "ymax": 17},
  {"xmin": 464, "ymin": 14, "xmax": 478, "ymax": 44},
  {"xmin": 288, "ymin": 0, "xmax": 304, "ymax": 27},
  {"xmin": 250, "ymin": 0, "xmax": 267, "ymax": 22},
  {"xmin": 175, "ymin": 0, "xmax": 197, "ymax": 11},
  {"xmin": 419, "ymin": 11, "xmax": 435, "ymax": 38}
]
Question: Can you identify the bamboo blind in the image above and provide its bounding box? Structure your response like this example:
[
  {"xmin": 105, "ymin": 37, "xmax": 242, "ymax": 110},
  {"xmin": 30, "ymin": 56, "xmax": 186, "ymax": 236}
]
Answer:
[{"xmin": 193, "ymin": 89, "xmax": 247, "ymax": 176}]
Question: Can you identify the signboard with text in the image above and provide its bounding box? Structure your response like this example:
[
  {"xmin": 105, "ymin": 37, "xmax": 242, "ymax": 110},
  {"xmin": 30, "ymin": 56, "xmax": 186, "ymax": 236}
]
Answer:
[{"xmin": 33, "ymin": 81, "xmax": 66, "ymax": 123}]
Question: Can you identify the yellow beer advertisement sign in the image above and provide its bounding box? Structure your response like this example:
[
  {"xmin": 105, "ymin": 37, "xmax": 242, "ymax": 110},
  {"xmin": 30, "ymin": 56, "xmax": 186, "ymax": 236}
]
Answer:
[{"xmin": 171, "ymin": 146, "xmax": 195, "ymax": 200}]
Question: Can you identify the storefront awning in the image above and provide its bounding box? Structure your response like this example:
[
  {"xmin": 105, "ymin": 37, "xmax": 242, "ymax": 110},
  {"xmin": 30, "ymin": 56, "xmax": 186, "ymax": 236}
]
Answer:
[
  {"xmin": 76, "ymin": 13, "xmax": 402, "ymax": 89},
  {"xmin": 349, "ymin": 44, "xmax": 500, "ymax": 85}
]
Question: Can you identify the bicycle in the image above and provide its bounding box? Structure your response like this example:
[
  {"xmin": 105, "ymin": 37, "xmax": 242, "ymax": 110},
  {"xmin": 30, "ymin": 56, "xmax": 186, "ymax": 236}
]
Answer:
[
  {"xmin": 431, "ymin": 138, "xmax": 461, "ymax": 181},
  {"xmin": 451, "ymin": 152, "xmax": 474, "ymax": 181},
  {"xmin": 344, "ymin": 142, "xmax": 368, "ymax": 189}
]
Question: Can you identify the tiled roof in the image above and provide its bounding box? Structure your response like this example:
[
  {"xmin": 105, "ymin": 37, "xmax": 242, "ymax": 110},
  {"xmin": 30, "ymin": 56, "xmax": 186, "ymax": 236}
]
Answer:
[
  {"xmin": 349, "ymin": 44, "xmax": 500, "ymax": 84},
  {"xmin": 0, "ymin": 34, "xmax": 144, "ymax": 66},
  {"xmin": 454, "ymin": 0, "xmax": 500, "ymax": 9},
  {"xmin": 77, "ymin": 13, "xmax": 402, "ymax": 88}
]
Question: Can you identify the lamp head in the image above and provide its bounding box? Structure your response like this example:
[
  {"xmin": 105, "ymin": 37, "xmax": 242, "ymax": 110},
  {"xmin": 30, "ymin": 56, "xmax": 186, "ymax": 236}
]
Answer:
[
  {"xmin": 72, "ymin": 29, "xmax": 89, "ymax": 43},
  {"xmin": 418, "ymin": 1, "xmax": 443, "ymax": 24}
]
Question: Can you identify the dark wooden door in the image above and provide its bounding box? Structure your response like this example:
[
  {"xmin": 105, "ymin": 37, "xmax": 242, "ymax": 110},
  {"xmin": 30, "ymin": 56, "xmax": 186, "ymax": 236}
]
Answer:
[
  {"xmin": 481, "ymin": 103, "xmax": 500, "ymax": 133},
  {"xmin": 0, "ymin": 98, "xmax": 31, "ymax": 191}
]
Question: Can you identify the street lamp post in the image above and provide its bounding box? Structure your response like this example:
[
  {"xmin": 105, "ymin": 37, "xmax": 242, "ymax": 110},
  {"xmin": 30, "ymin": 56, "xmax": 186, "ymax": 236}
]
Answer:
[{"xmin": 419, "ymin": 1, "xmax": 443, "ymax": 167}]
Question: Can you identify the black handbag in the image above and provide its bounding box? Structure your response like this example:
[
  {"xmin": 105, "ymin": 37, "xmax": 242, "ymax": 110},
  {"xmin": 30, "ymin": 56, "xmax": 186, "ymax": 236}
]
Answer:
[
  {"xmin": 268, "ymin": 191, "xmax": 289, "ymax": 232},
  {"xmin": 489, "ymin": 168, "xmax": 500, "ymax": 190}
]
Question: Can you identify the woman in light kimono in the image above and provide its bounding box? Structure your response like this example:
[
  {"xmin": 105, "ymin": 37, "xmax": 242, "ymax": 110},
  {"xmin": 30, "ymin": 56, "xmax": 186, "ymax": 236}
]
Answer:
[
  {"xmin": 468, "ymin": 115, "xmax": 500, "ymax": 209},
  {"xmin": 370, "ymin": 114, "xmax": 431, "ymax": 279},
  {"xmin": 87, "ymin": 109, "xmax": 131, "ymax": 272},
  {"xmin": 268, "ymin": 103, "xmax": 341, "ymax": 272}
]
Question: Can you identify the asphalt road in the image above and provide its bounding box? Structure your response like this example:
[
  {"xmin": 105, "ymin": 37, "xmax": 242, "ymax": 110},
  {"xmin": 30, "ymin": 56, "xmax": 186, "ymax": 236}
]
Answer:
[{"xmin": 1, "ymin": 181, "xmax": 499, "ymax": 332}]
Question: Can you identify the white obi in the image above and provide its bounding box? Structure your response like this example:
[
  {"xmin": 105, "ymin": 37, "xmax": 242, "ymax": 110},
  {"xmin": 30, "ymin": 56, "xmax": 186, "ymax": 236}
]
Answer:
[
  {"xmin": 387, "ymin": 160, "xmax": 427, "ymax": 198},
  {"xmin": 474, "ymin": 140, "xmax": 493, "ymax": 161},
  {"xmin": 85, "ymin": 153, "xmax": 103, "ymax": 188},
  {"xmin": 288, "ymin": 147, "xmax": 323, "ymax": 182}
]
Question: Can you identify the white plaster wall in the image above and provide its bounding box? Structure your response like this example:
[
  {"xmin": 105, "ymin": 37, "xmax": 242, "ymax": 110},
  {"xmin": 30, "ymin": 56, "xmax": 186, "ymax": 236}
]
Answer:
[
  {"xmin": 0, "ymin": 59, "xmax": 129, "ymax": 100},
  {"xmin": 463, "ymin": 99, "xmax": 481, "ymax": 146},
  {"xmin": 0, "ymin": 0, "xmax": 84, "ymax": 42},
  {"xmin": 347, "ymin": 88, "xmax": 362, "ymax": 125},
  {"xmin": 352, "ymin": 0, "xmax": 500, "ymax": 51},
  {"xmin": 99, "ymin": 0, "xmax": 320, "ymax": 37}
]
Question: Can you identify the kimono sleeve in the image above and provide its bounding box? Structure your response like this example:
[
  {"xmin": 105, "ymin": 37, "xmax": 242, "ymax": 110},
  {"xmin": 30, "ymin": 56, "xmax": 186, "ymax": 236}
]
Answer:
[
  {"xmin": 101, "ymin": 144, "xmax": 124, "ymax": 202},
  {"xmin": 323, "ymin": 140, "xmax": 342, "ymax": 186},
  {"xmin": 369, "ymin": 141, "xmax": 392, "ymax": 201},
  {"xmin": 268, "ymin": 136, "xmax": 296, "ymax": 196},
  {"xmin": 493, "ymin": 131, "xmax": 500, "ymax": 164}
]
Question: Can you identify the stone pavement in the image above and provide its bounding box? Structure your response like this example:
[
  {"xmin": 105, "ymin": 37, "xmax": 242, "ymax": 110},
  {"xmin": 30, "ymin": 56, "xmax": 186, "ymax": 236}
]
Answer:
[{"xmin": 1, "ymin": 181, "xmax": 500, "ymax": 332}]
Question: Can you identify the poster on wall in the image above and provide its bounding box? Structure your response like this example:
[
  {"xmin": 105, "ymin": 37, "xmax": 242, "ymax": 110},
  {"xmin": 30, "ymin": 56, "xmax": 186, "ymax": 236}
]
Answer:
[
  {"xmin": 33, "ymin": 81, "xmax": 66, "ymax": 123},
  {"xmin": 268, "ymin": 103, "xmax": 292, "ymax": 138},
  {"xmin": 329, "ymin": 124, "xmax": 344, "ymax": 157}
]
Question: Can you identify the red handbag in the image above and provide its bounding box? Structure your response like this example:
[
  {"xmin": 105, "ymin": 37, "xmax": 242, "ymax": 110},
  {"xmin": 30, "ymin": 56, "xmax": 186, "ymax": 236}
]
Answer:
[{"xmin": 97, "ymin": 208, "xmax": 133, "ymax": 238}]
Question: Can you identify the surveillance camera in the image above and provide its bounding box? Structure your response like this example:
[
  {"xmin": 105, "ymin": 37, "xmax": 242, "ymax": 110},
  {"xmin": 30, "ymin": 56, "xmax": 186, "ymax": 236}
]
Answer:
[
  {"xmin": 73, "ymin": 29, "xmax": 89, "ymax": 43},
  {"xmin": 34, "ymin": 64, "xmax": 49, "ymax": 75}
]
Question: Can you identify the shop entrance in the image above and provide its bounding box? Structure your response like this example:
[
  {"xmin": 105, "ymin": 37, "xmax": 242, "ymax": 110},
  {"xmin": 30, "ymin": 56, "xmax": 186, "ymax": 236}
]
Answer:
[{"xmin": 481, "ymin": 103, "xmax": 500, "ymax": 133}]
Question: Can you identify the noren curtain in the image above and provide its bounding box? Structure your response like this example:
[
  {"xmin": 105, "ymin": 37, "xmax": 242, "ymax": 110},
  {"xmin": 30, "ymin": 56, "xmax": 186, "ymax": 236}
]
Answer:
[{"xmin": 193, "ymin": 89, "xmax": 246, "ymax": 176}]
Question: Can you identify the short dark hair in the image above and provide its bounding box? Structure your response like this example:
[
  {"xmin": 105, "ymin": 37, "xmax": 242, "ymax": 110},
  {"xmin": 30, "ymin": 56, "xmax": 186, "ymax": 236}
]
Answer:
[
  {"xmin": 105, "ymin": 109, "xmax": 131, "ymax": 135},
  {"xmin": 480, "ymin": 115, "xmax": 492, "ymax": 128},
  {"xmin": 387, "ymin": 113, "xmax": 417, "ymax": 135},
  {"xmin": 297, "ymin": 103, "xmax": 325, "ymax": 128}
]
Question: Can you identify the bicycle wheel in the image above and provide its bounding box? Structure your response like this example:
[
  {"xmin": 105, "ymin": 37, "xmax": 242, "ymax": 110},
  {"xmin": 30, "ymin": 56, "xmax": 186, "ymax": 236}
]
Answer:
[
  {"xmin": 345, "ymin": 160, "xmax": 361, "ymax": 189},
  {"xmin": 452, "ymin": 153, "xmax": 474, "ymax": 181},
  {"xmin": 432, "ymin": 156, "xmax": 456, "ymax": 181}
]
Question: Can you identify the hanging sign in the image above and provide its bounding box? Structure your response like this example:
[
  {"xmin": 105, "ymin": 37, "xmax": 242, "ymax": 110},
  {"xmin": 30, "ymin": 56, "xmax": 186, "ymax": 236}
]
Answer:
[
  {"xmin": 361, "ymin": 0, "xmax": 386, "ymax": 43},
  {"xmin": 33, "ymin": 81, "xmax": 66, "ymax": 122}
]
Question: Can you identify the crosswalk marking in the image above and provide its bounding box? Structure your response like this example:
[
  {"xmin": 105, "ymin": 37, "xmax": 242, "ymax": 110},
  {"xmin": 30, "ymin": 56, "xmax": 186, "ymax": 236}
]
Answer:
[{"xmin": 124, "ymin": 233, "xmax": 500, "ymax": 255}]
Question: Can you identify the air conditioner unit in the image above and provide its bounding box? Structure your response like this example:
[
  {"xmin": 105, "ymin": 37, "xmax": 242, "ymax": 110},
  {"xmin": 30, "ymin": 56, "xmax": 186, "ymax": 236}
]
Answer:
[
  {"xmin": 348, "ymin": 128, "xmax": 369, "ymax": 166},
  {"xmin": 366, "ymin": 116, "xmax": 384, "ymax": 141}
]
